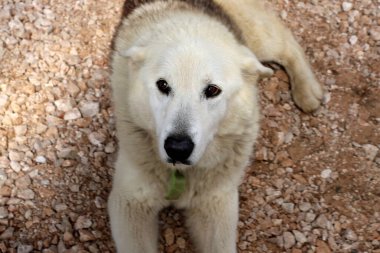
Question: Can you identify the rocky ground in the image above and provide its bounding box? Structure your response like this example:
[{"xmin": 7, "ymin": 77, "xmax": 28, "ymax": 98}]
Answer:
[{"xmin": 0, "ymin": 0, "xmax": 379, "ymax": 252}]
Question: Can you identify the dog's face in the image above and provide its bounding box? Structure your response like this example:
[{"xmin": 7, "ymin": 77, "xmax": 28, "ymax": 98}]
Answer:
[{"xmin": 122, "ymin": 41, "xmax": 272, "ymax": 166}]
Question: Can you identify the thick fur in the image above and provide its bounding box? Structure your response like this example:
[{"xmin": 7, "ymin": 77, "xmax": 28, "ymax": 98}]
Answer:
[{"xmin": 108, "ymin": 1, "xmax": 324, "ymax": 253}]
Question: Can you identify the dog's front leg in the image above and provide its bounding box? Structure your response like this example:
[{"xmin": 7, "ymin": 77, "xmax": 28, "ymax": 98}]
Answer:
[
  {"xmin": 108, "ymin": 181, "xmax": 162, "ymax": 253},
  {"xmin": 186, "ymin": 190, "xmax": 239, "ymax": 253}
]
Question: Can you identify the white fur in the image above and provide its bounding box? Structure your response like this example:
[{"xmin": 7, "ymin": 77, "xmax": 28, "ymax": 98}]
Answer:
[{"xmin": 108, "ymin": 1, "xmax": 323, "ymax": 252}]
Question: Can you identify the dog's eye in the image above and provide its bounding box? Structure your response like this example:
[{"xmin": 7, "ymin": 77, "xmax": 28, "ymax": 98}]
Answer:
[
  {"xmin": 204, "ymin": 84, "xmax": 222, "ymax": 98},
  {"xmin": 156, "ymin": 79, "xmax": 171, "ymax": 95}
]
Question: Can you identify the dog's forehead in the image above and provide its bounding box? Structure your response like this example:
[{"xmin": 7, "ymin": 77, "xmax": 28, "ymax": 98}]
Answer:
[{"xmin": 157, "ymin": 43, "xmax": 229, "ymax": 83}]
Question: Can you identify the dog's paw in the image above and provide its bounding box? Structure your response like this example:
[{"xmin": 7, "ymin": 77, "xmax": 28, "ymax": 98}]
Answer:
[{"xmin": 292, "ymin": 79, "xmax": 324, "ymax": 113}]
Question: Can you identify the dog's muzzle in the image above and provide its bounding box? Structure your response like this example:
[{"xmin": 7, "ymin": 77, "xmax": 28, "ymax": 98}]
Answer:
[{"xmin": 164, "ymin": 134, "xmax": 194, "ymax": 165}]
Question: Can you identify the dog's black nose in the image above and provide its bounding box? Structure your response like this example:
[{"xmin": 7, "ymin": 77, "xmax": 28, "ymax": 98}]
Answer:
[{"xmin": 164, "ymin": 135, "xmax": 194, "ymax": 164}]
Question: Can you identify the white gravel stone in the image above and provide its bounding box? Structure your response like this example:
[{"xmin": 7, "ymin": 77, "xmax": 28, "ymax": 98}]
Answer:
[
  {"xmin": 57, "ymin": 147, "xmax": 77, "ymax": 159},
  {"xmin": 36, "ymin": 123, "xmax": 48, "ymax": 134},
  {"xmin": 67, "ymin": 83, "xmax": 81, "ymax": 97},
  {"xmin": 94, "ymin": 196, "xmax": 106, "ymax": 209},
  {"xmin": 15, "ymin": 175, "xmax": 32, "ymax": 189},
  {"xmin": 282, "ymin": 202, "xmax": 295, "ymax": 213},
  {"xmin": 75, "ymin": 216, "xmax": 93, "ymax": 230},
  {"xmin": 0, "ymin": 44, "xmax": 3, "ymax": 60},
  {"xmin": 0, "ymin": 206, "xmax": 8, "ymax": 219},
  {"xmin": 369, "ymin": 28, "xmax": 380, "ymax": 41},
  {"xmin": 9, "ymin": 150, "xmax": 24, "ymax": 162},
  {"xmin": 57, "ymin": 239, "xmax": 67, "ymax": 253},
  {"xmin": 286, "ymin": 167, "xmax": 293, "ymax": 173},
  {"xmin": 79, "ymin": 101, "xmax": 99, "ymax": 117},
  {"xmin": 342, "ymin": 2, "xmax": 353, "ymax": 12},
  {"xmin": 0, "ymin": 169, "xmax": 7, "ymax": 187},
  {"xmin": 105, "ymin": 142, "xmax": 116, "ymax": 153},
  {"xmin": 315, "ymin": 214, "xmax": 330, "ymax": 229},
  {"xmin": 17, "ymin": 245, "xmax": 33, "ymax": 253},
  {"xmin": 0, "ymin": 227, "xmax": 14, "ymax": 240},
  {"xmin": 88, "ymin": 132, "xmax": 106, "ymax": 145},
  {"xmin": 79, "ymin": 229, "xmax": 95, "ymax": 242},
  {"xmin": 321, "ymin": 169, "xmax": 332, "ymax": 179},
  {"xmin": 64, "ymin": 108, "xmax": 82, "ymax": 120},
  {"xmin": 276, "ymin": 235, "xmax": 284, "ymax": 248},
  {"xmin": 34, "ymin": 17, "xmax": 52, "ymax": 31},
  {"xmin": 306, "ymin": 212, "xmax": 317, "ymax": 222},
  {"xmin": 349, "ymin": 35, "xmax": 358, "ymax": 45},
  {"xmin": 17, "ymin": 189, "xmax": 35, "ymax": 200},
  {"xmin": 164, "ymin": 228, "xmax": 175, "ymax": 245},
  {"xmin": 265, "ymin": 187, "xmax": 281, "ymax": 197},
  {"xmin": 283, "ymin": 231, "xmax": 296, "ymax": 249},
  {"xmin": 45, "ymin": 103, "xmax": 56, "ymax": 113},
  {"xmin": 43, "ymin": 8, "xmax": 55, "ymax": 20},
  {"xmin": 35, "ymin": 155, "xmax": 47, "ymax": 164},
  {"xmin": 293, "ymin": 230, "xmax": 307, "ymax": 244},
  {"xmin": 53, "ymin": 203, "xmax": 68, "ymax": 212},
  {"xmin": 344, "ymin": 229, "xmax": 358, "ymax": 241},
  {"xmin": 54, "ymin": 98, "xmax": 74, "ymax": 112},
  {"xmin": 0, "ymin": 94, "xmax": 9, "ymax": 108},
  {"xmin": 69, "ymin": 184, "xmax": 80, "ymax": 192},
  {"xmin": 299, "ymin": 202, "xmax": 312, "ymax": 212},
  {"xmin": 14, "ymin": 125, "xmax": 27, "ymax": 136},
  {"xmin": 362, "ymin": 144, "xmax": 379, "ymax": 161},
  {"xmin": 0, "ymin": 157, "xmax": 9, "ymax": 170}
]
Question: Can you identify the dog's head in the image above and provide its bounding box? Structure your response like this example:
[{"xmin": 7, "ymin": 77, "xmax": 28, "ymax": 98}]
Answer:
[{"xmin": 121, "ymin": 40, "xmax": 272, "ymax": 166}]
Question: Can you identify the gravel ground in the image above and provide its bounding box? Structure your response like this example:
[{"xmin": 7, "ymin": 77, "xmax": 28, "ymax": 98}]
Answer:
[{"xmin": 0, "ymin": 0, "xmax": 379, "ymax": 252}]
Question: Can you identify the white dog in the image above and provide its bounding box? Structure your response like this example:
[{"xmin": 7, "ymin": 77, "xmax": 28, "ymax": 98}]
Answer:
[{"xmin": 108, "ymin": 0, "xmax": 323, "ymax": 252}]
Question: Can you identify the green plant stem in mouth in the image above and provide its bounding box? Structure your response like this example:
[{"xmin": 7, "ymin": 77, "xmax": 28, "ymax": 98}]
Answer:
[{"xmin": 165, "ymin": 170, "xmax": 186, "ymax": 200}]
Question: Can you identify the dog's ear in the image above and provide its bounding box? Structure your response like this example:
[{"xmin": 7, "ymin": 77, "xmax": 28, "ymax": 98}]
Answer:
[
  {"xmin": 240, "ymin": 46, "xmax": 274, "ymax": 78},
  {"xmin": 120, "ymin": 46, "xmax": 146, "ymax": 66}
]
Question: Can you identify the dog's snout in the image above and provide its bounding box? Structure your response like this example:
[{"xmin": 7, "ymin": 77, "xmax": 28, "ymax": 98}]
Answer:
[{"xmin": 164, "ymin": 135, "xmax": 194, "ymax": 164}]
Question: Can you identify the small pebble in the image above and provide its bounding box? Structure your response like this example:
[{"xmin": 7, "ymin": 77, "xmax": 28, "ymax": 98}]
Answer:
[
  {"xmin": 306, "ymin": 212, "xmax": 317, "ymax": 222},
  {"xmin": 342, "ymin": 2, "xmax": 353, "ymax": 12},
  {"xmin": 293, "ymin": 230, "xmax": 307, "ymax": 244},
  {"xmin": 0, "ymin": 207, "xmax": 8, "ymax": 219},
  {"xmin": 64, "ymin": 108, "xmax": 82, "ymax": 120},
  {"xmin": 79, "ymin": 229, "xmax": 96, "ymax": 242},
  {"xmin": 0, "ymin": 94, "xmax": 8, "ymax": 108},
  {"xmin": 369, "ymin": 28, "xmax": 380, "ymax": 41},
  {"xmin": 35, "ymin": 155, "xmax": 47, "ymax": 164},
  {"xmin": 79, "ymin": 101, "xmax": 99, "ymax": 117},
  {"xmin": 282, "ymin": 202, "xmax": 295, "ymax": 213},
  {"xmin": 283, "ymin": 231, "xmax": 296, "ymax": 249},
  {"xmin": 176, "ymin": 237, "xmax": 186, "ymax": 249},
  {"xmin": 0, "ymin": 169, "xmax": 8, "ymax": 186},
  {"xmin": 344, "ymin": 229, "xmax": 358, "ymax": 241},
  {"xmin": 75, "ymin": 216, "xmax": 93, "ymax": 230},
  {"xmin": 9, "ymin": 150, "xmax": 24, "ymax": 162},
  {"xmin": 17, "ymin": 189, "xmax": 35, "ymax": 200},
  {"xmin": 349, "ymin": 35, "xmax": 358, "ymax": 45},
  {"xmin": 10, "ymin": 161, "xmax": 21, "ymax": 172},
  {"xmin": 164, "ymin": 228, "xmax": 175, "ymax": 245},
  {"xmin": 54, "ymin": 99, "xmax": 73, "ymax": 112},
  {"xmin": 0, "ymin": 227, "xmax": 14, "ymax": 239},
  {"xmin": 15, "ymin": 175, "xmax": 32, "ymax": 189},
  {"xmin": 53, "ymin": 203, "xmax": 68, "ymax": 212},
  {"xmin": 299, "ymin": 202, "xmax": 312, "ymax": 212},
  {"xmin": 315, "ymin": 214, "xmax": 330, "ymax": 229},
  {"xmin": 17, "ymin": 245, "xmax": 33, "ymax": 253},
  {"xmin": 362, "ymin": 144, "xmax": 378, "ymax": 161},
  {"xmin": 88, "ymin": 132, "xmax": 106, "ymax": 145},
  {"xmin": 321, "ymin": 169, "xmax": 332, "ymax": 179}
]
